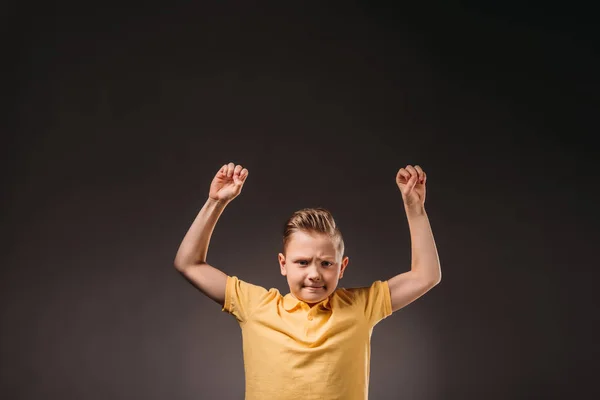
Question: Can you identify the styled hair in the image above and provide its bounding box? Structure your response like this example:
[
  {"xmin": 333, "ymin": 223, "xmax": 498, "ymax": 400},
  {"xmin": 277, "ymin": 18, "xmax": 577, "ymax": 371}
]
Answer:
[{"xmin": 282, "ymin": 207, "xmax": 345, "ymax": 258}]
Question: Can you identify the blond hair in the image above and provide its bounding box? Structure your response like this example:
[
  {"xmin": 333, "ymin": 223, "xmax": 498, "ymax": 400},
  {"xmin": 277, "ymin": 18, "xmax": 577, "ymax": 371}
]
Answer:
[{"xmin": 282, "ymin": 207, "xmax": 345, "ymax": 258}]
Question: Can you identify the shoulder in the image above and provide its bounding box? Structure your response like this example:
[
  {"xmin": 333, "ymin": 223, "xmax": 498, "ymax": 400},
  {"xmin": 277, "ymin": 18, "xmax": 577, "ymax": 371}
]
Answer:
[
  {"xmin": 336, "ymin": 280, "xmax": 388, "ymax": 295},
  {"xmin": 227, "ymin": 275, "xmax": 283, "ymax": 302},
  {"xmin": 331, "ymin": 286, "xmax": 363, "ymax": 306},
  {"xmin": 333, "ymin": 281, "xmax": 392, "ymax": 324},
  {"xmin": 223, "ymin": 276, "xmax": 284, "ymax": 321},
  {"xmin": 333, "ymin": 280, "xmax": 390, "ymax": 305}
]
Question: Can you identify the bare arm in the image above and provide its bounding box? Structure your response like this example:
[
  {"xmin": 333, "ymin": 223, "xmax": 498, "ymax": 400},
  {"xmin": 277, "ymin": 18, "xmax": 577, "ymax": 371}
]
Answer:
[
  {"xmin": 173, "ymin": 163, "xmax": 249, "ymax": 306},
  {"xmin": 387, "ymin": 165, "xmax": 441, "ymax": 313},
  {"xmin": 174, "ymin": 198, "xmax": 230, "ymax": 306},
  {"xmin": 387, "ymin": 204, "xmax": 441, "ymax": 312}
]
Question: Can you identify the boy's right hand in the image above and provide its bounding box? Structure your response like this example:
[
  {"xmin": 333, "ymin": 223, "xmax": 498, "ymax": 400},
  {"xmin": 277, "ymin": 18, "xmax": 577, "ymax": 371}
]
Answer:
[{"xmin": 209, "ymin": 162, "xmax": 249, "ymax": 203}]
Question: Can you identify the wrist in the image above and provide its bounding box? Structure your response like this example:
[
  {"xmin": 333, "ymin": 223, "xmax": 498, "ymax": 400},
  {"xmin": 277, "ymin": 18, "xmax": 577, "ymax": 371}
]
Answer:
[
  {"xmin": 207, "ymin": 197, "xmax": 231, "ymax": 208},
  {"xmin": 404, "ymin": 203, "xmax": 426, "ymax": 217}
]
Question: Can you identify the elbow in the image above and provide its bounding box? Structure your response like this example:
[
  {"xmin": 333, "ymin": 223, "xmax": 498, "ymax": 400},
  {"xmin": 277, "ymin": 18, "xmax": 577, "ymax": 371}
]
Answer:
[
  {"xmin": 173, "ymin": 255, "xmax": 193, "ymax": 271},
  {"xmin": 414, "ymin": 269, "xmax": 441, "ymax": 287},
  {"xmin": 173, "ymin": 259, "xmax": 189, "ymax": 272},
  {"xmin": 425, "ymin": 273, "xmax": 441, "ymax": 287},
  {"xmin": 430, "ymin": 265, "xmax": 442, "ymax": 286},
  {"xmin": 173, "ymin": 260, "xmax": 207, "ymax": 272}
]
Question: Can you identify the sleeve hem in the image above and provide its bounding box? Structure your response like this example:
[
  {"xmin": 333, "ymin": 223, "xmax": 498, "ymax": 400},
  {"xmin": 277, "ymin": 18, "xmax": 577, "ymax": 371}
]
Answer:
[
  {"xmin": 382, "ymin": 280, "xmax": 393, "ymax": 318},
  {"xmin": 221, "ymin": 275, "xmax": 235, "ymax": 313}
]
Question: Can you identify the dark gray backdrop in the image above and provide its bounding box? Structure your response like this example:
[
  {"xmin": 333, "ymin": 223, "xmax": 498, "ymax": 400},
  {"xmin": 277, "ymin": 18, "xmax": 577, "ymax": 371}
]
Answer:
[{"xmin": 3, "ymin": 2, "xmax": 598, "ymax": 399}]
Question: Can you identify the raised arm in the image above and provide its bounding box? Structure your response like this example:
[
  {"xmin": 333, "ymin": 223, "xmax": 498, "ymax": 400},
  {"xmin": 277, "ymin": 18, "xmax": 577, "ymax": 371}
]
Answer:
[
  {"xmin": 387, "ymin": 165, "xmax": 441, "ymax": 313},
  {"xmin": 174, "ymin": 162, "xmax": 249, "ymax": 306}
]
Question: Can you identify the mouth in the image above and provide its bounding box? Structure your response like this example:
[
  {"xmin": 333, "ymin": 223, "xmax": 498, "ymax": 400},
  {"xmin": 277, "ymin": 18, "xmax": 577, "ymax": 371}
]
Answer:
[{"xmin": 304, "ymin": 286, "xmax": 324, "ymax": 290}]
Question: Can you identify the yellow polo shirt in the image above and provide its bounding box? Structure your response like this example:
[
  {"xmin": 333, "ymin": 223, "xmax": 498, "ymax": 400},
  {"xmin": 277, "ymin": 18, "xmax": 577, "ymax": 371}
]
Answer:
[{"xmin": 222, "ymin": 275, "xmax": 393, "ymax": 400}]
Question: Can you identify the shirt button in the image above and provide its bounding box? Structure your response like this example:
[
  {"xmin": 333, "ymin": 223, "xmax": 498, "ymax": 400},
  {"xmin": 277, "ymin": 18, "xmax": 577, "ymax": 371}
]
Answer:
[{"xmin": 307, "ymin": 315, "xmax": 313, "ymax": 321}]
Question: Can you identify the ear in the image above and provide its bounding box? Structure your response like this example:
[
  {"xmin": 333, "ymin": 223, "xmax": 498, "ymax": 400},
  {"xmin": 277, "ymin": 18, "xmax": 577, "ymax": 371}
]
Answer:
[
  {"xmin": 278, "ymin": 253, "xmax": 287, "ymax": 276},
  {"xmin": 339, "ymin": 256, "xmax": 349, "ymax": 279}
]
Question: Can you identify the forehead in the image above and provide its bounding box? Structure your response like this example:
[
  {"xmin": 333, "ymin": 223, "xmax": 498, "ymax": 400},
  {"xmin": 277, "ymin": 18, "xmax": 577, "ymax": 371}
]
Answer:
[{"xmin": 286, "ymin": 230, "xmax": 338, "ymax": 254}]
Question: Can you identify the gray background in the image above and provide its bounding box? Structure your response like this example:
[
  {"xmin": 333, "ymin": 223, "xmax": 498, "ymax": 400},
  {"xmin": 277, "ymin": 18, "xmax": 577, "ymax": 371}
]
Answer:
[{"xmin": 3, "ymin": 2, "xmax": 598, "ymax": 399}]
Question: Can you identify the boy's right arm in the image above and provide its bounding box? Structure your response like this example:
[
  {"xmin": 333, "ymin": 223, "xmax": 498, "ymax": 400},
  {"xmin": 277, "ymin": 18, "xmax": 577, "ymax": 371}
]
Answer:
[{"xmin": 173, "ymin": 163, "xmax": 249, "ymax": 307}]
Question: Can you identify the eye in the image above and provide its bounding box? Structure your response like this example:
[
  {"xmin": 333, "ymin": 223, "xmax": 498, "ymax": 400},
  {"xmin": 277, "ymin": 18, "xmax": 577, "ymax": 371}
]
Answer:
[
  {"xmin": 297, "ymin": 260, "xmax": 308, "ymax": 266},
  {"xmin": 321, "ymin": 261, "xmax": 333, "ymax": 267}
]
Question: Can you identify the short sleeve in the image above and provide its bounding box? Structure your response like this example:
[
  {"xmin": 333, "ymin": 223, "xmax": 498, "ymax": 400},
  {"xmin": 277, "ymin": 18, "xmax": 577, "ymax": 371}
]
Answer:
[
  {"xmin": 348, "ymin": 280, "xmax": 393, "ymax": 326},
  {"xmin": 222, "ymin": 276, "xmax": 269, "ymax": 323}
]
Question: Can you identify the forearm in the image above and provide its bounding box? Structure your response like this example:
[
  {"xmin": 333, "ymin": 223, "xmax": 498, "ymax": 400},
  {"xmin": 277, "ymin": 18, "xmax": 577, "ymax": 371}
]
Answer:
[
  {"xmin": 174, "ymin": 198, "xmax": 229, "ymax": 267},
  {"xmin": 405, "ymin": 204, "xmax": 441, "ymax": 284}
]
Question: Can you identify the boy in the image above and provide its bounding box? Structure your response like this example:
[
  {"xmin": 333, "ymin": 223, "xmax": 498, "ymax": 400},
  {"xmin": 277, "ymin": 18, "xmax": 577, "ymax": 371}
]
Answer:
[{"xmin": 174, "ymin": 162, "xmax": 441, "ymax": 400}]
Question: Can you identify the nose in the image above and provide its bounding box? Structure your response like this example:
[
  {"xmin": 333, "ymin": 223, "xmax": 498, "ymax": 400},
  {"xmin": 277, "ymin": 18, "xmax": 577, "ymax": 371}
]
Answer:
[{"xmin": 307, "ymin": 265, "xmax": 322, "ymax": 281}]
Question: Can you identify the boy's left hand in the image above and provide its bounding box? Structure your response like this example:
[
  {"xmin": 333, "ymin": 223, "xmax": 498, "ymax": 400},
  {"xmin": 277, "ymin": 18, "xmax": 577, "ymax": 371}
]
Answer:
[{"xmin": 396, "ymin": 165, "xmax": 427, "ymax": 208}]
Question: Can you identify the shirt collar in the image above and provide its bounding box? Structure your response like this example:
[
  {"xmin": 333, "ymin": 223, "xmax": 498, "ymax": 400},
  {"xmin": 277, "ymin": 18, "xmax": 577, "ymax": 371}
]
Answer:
[{"xmin": 283, "ymin": 293, "xmax": 332, "ymax": 311}]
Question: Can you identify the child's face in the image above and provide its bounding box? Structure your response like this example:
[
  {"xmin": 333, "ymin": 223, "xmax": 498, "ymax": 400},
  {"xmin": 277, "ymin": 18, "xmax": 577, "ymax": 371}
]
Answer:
[{"xmin": 278, "ymin": 230, "xmax": 349, "ymax": 305}]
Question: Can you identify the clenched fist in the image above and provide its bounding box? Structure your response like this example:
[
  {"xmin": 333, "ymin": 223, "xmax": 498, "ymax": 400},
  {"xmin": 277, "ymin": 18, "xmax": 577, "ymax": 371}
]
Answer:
[
  {"xmin": 209, "ymin": 163, "xmax": 249, "ymax": 203},
  {"xmin": 396, "ymin": 164, "xmax": 427, "ymax": 208}
]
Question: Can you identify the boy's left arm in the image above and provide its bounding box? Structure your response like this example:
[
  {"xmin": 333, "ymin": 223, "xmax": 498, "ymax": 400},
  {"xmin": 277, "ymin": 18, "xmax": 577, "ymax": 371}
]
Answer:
[{"xmin": 387, "ymin": 165, "xmax": 442, "ymax": 313}]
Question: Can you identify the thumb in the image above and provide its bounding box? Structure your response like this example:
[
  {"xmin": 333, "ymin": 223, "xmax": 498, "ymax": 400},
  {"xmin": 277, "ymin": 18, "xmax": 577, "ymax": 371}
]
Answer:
[{"xmin": 403, "ymin": 175, "xmax": 417, "ymax": 195}]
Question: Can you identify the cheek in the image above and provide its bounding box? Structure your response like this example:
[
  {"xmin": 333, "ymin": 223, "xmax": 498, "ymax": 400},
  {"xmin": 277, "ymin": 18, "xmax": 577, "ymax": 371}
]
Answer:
[
  {"xmin": 287, "ymin": 270, "xmax": 302, "ymax": 282},
  {"xmin": 326, "ymin": 270, "xmax": 341, "ymax": 281}
]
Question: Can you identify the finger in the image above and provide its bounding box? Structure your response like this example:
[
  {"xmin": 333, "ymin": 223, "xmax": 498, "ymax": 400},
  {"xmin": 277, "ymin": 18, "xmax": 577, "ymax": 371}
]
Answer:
[
  {"xmin": 406, "ymin": 173, "xmax": 418, "ymax": 193},
  {"xmin": 397, "ymin": 168, "xmax": 410, "ymax": 183},
  {"xmin": 233, "ymin": 165, "xmax": 244, "ymax": 185},
  {"xmin": 234, "ymin": 164, "xmax": 243, "ymax": 177},
  {"xmin": 227, "ymin": 162, "xmax": 235, "ymax": 177},
  {"xmin": 240, "ymin": 168, "xmax": 249, "ymax": 180},
  {"xmin": 405, "ymin": 165, "xmax": 418, "ymax": 180},
  {"xmin": 219, "ymin": 164, "xmax": 227, "ymax": 175},
  {"xmin": 233, "ymin": 173, "xmax": 242, "ymax": 185},
  {"xmin": 401, "ymin": 170, "xmax": 412, "ymax": 182},
  {"xmin": 414, "ymin": 165, "xmax": 425, "ymax": 183},
  {"xmin": 405, "ymin": 165, "xmax": 418, "ymax": 183},
  {"xmin": 422, "ymin": 171, "xmax": 427, "ymax": 184}
]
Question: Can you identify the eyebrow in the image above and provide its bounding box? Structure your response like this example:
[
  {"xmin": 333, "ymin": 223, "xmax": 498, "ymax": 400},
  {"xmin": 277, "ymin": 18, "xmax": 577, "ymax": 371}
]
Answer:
[{"xmin": 293, "ymin": 256, "xmax": 335, "ymax": 260}]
